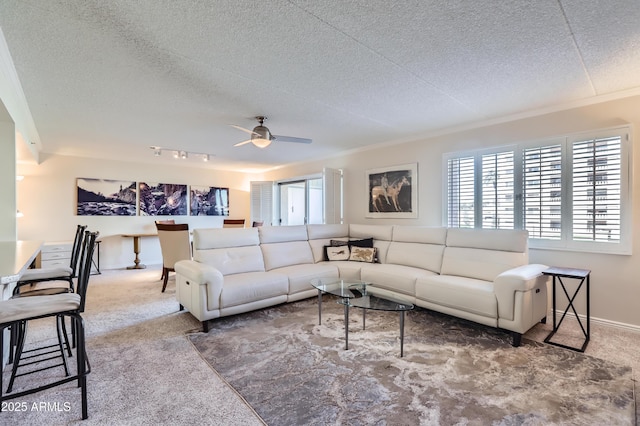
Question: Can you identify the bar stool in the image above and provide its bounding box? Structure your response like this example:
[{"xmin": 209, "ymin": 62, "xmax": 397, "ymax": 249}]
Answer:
[{"xmin": 0, "ymin": 231, "xmax": 98, "ymax": 420}]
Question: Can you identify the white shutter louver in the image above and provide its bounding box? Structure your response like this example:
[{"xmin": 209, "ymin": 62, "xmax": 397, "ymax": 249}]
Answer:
[
  {"xmin": 447, "ymin": 157, "xmax": 474, "ymax": 228},
  {"xmin": 523, "ymin": 144, "xmax": 562, "ymax": 239},
  {"xmin": 250, "ymin": 181, "xmax": 273, "ymax": 226},
  {"xmin": 481, "ymin": 151, "xmax": 514, "ymax": 229},
  {"xmin": 572, "ymin": 136, "xmax": 621, "ymax": 243}
]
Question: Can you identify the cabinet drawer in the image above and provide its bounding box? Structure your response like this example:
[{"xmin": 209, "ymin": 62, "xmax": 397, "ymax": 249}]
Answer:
[
  {"xmin": 41, "ymin": 259, "xmax": 70, "ymax": 268},
  {"xmin": 42, "ymin": 243, "xmax": 73, "ymax": 253},
  {"xmin": 41, "ymin": 251, "xmax": 71, "ymax": 261}
]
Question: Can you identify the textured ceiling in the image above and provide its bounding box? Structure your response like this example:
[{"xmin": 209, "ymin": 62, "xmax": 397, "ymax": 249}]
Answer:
[{"xmin": 1, "ymin": 0, "xmax": 639, "ymax": 172}]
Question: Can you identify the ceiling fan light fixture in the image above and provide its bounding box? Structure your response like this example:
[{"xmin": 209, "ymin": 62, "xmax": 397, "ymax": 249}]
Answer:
[{"xmin": 252, "ymin": 138, "xmax": 272, "ymax": 148}]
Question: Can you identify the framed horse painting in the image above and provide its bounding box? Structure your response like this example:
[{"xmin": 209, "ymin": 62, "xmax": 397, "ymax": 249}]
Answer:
[{"xmin": 365, "ymin": 163, "xmax": 418, "ymax": 218}]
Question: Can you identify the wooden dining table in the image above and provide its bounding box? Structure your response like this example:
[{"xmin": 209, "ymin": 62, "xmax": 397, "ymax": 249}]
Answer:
[{"xmin": 121, "ymin": 233, "xmax": 157, "ymax": 270}]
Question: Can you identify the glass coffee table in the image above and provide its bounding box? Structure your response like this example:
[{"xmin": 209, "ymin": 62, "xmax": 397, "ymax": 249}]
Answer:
[
  {"xmin": 310, "ymin": 277, "xmax": 369, "ymax": 326},
  {"xmin": 311, "ymin": 278, "xmax": 414, "ymax": 357},
  {"xmin": 339, "ymin": 287, "xmax": 414, "ymax": 357}
]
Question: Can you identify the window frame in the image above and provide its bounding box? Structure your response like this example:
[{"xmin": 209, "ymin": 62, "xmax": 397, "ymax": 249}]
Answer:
[{"xmin": 442, "ymin": 126, "xmax": 632, "ymax": 255}]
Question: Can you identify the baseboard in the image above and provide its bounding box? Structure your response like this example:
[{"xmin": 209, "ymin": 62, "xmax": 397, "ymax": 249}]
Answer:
[{"xmin": 550, "ymin": 309, "xmax": 640, "ymax": 334}]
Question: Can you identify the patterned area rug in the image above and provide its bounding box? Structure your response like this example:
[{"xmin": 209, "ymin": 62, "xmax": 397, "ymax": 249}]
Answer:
[{"xmin": 189, "ymin": 298, "xmax": 634, "ymax": 425}]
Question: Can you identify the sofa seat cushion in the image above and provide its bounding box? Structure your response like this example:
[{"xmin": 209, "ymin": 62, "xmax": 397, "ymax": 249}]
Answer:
[
  {"xmin": 415, "ymin": 275, "xmax": 497, "ymax": 319},
  {"xmin": 220, "ymin": 272, "xmax": 288, "ymax": 309},
  {"xmin": 271, "ymin": 263, "xmax": 339, "ymax": 294},
  {"xmin": 360, "ymin": 264, "xmax": 436, "ymax": 297}
]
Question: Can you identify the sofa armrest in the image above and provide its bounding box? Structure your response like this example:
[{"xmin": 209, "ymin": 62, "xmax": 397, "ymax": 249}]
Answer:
[
  {"xmin": 494, "ymin": 264, "xmax": 549, "ymax": 321},
  {"xmin": 175, "ymin": 260, "xmax": 224, "ymax": 311}
]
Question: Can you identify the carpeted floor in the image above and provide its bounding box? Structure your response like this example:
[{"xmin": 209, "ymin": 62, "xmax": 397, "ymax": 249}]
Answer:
[
  {"xmin": 1, "ymin": 267, "xmax": 265, "ymax": 425},
  {"xmin": 189, "ymin": 298, "xmax": 635, "ymax": 425},
  {"xmin": 1, "ymin": 267, "xmax": 638, "ymax": 425}
]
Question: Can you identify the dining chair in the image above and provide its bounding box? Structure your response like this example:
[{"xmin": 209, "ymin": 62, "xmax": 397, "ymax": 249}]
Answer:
[
  {"xmin": 155, "ymin": 220, "xmax": 176, "ymax": 281},
  {"xmin": 155, "ymin": 223, "xmax": 191, "ymax": 292},
  {"xmin": 0, "ymin": 231, "xmax": 98, "ymax": 420},
  {"xmin": 223, "ymin": 219, "xmax": 245, "ymax": 228},
  {"xmin": 14, "ymin": 224, "xmax": 87, "ymax": 295},
  {"xmin": 252, "ymin": 221, "xmax": 264, "ymax": 227}
]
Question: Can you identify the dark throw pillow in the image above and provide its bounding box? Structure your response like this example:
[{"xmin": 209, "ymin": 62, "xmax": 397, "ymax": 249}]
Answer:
[{"xmin": 348, "ymin": 237, "xmax": 374, "ymax": 248}]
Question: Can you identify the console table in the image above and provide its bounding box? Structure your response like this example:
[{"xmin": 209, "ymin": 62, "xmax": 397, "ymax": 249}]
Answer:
[
  {"xmin": 122, "ymin": 233, "xmax": 157, "ymax": 270},
  {"xmin": 542, "ymin": 266, "xmax": 590, "ymax": 352}
]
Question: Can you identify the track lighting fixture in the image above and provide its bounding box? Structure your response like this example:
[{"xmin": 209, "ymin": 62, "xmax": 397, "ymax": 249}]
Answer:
[{"xmin": 150, "ymin": 146, "xmax": 214, "ymax": 162}]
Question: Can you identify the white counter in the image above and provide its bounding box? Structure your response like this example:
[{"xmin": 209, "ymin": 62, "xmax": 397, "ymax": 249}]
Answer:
[{"xmin": 1, "ymin": 240, "xmax": 42, "ymax": 367}]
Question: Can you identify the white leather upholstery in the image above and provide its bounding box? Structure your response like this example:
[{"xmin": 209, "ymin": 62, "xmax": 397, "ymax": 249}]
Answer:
[
  {"xmin": 307, "ymin": 224, "xmax": 349, "ymax": 263},
  {"xmin": 175, "ymin": 225, "xmax": 548, "ymax": 340},
  {"xmin": 416, "ymin": 274, "xmax": 498, "ymax": 319},
  {"xmin": 259, "ymin": 225, "xmax": 308, "ymax": 244},
  {"xmin": 261, "ymin": 241, "xmax": 315, "ymax": 271},
  {"xmin": 350, "ymin": 224, "xmax": 393, "ymax": 241},
  {"xmin": 392, "ymin": 225, "xmax": 447, "ymax": 245},
  {"xmin": 194, "ymin": 228, "xmax": 259, "ymax": 250},
  {"xmin": 446, "ymin": 228, "xmax": 528, "ymax": 254},
  {"xmin": 441, "ymin": 247, "xmax": 527, "ymax": 282},
  {"xmin": 221, "ymin": 272, "xmax": 289, "ymax": 309},
  {"xmin": 197, "ymin": 246, "xmax": 265, "ymax": 275},
  {"xmin": 307, "ymin": 224, "xmax": 349, "ymax": 240},
  {"xmin": 386, "ymin": 242, "xmax": 444, "ymax": 273}
]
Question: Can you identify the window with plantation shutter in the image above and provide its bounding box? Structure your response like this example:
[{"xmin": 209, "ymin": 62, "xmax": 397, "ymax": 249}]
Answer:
[
  {"xmin": 443, "ymin": 126, "xmax": 631, "ymax": 254},
  {"xmin": 447, "ymin": 156, "xmax": 474, "ymax": 228},
  {"xmin": 250, "ymin": 181, "xmax": 273, "ymax": 226},
  {"xmin": 571, "ymin": 136, "xmax": 622, "ymax": 243},
  {"xmin": 482, "ymin": 151, "xmax": 514, "ymax": 229},
  {"xmin": 523, "ymin": 144, "xmax": 562, "ymax": 239}
]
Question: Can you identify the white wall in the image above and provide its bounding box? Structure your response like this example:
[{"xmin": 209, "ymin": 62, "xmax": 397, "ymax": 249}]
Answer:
[
  {"xmin": 265, "ymin": 95, "xmax": 640, "ymax": 329},
  {"xmin": 0, "ymin": 100, "xmax": 16, "ymax": 241},
  {"xmin": 17, "ymin": 154, "xmax": 255, "ymax": 269}
]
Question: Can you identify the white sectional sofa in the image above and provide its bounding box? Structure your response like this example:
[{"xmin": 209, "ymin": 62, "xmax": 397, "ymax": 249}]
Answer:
[{"xmin": 175, "ymin": 224, "xmax": 549, "ymax": 346}]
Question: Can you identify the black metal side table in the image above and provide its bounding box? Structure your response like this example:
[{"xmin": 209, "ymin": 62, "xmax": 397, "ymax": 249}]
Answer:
[{"xmin": 542, "ymin": 266, "xmax": 590, "ymax": 352}]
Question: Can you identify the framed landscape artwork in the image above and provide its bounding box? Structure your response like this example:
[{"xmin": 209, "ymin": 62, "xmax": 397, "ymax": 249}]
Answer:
[
  {"xmin": 77, "ymin": 178, "xmax": 137, "ymax": 216},
  {"xmin": 190, "ymin": 185, "xmax": 230, "ymax": 216},
  {"xmin": 138, "ymin": 182, "xmax": 188, "ymax": 216},
  {"xmin": 365, "ymin": 163, "xmax": 418, "ymax": 218}
]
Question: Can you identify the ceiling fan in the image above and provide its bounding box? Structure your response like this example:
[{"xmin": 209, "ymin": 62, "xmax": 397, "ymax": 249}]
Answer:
[{"xmin": 231, "ymin": 116, "xmax": 312, "ymax": 148}]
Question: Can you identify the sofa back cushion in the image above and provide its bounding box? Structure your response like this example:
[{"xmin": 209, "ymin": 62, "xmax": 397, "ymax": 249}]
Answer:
[
  {"xmin": 307, "ymin": 224, "xmax": 350, "ymax": 263},
  {"xmin": 258, "ymin": 225, "xmax": 315, "ymax": 270},
  {"xmin": 307, "ymin": 224, "xmax": 349, "ymax": 240},
  {"xmin": 445, "ymin": 228, "xmax": 528, "ymax": 253},
  {"xmin": 261, "ymin": 241, "xmax": 315, "ymax": 271},
  {"xmin": 392, "ymin": 226, "xmax": 447, "ymax": 245},
  {"xmin": 386, "ymin": 226, "xmax": 446, "ymax": 272},
  {"xmin": 193, "ymin": 228, "xmax": 265, "ymax": 275},
  {"xmin": 193, "ymin": 228, "xmax": 260, "ymax": 250},
  {"xmin": 441, "ymin": 228, "xmax": 528, "ymax": 281},
  {"xmin": 259, "ymin": 225, "xmax": 308, "ymax": 244},
  {"xmin": 350, "ymin": 224, "xmax": 393, "ymax": 241},
  {"xmin": 349, "ymin": 224, "xmax": 392, "ymax": 263}
]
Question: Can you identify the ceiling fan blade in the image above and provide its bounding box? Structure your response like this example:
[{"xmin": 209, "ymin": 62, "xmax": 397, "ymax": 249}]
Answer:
[
  {"xmin": 273, "ymin": 135, "xmax": 312, "ymax": 144},
  {"xmin": 230, "ymin": 124, "xmax": 259, "ymax": 136},
  {"xmin": 233, "ymin": 139, "xmax": 253, "ymax": 147}
]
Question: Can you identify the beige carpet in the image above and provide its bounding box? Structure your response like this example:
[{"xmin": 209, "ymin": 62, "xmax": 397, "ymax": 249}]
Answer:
[
  {"xmin": 1, "ymin": 266, "xmax": 638, "ymax": 425},
  {"xmin": 1, "ymin": 267, "xmax": 265, "ymax": 425}
]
